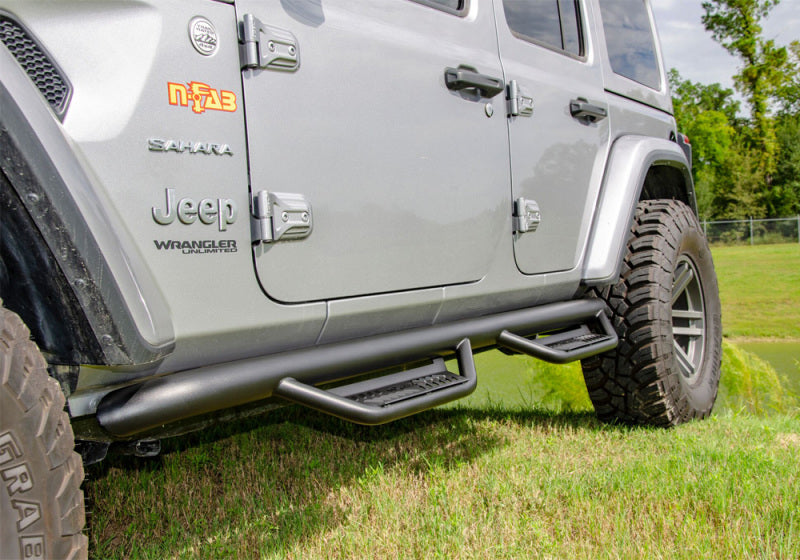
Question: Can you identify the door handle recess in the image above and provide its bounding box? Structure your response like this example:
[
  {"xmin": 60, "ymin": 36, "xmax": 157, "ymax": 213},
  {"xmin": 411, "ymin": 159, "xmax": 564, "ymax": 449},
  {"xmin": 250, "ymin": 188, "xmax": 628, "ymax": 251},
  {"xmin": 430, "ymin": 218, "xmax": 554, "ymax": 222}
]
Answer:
[
  {"xmin": 445, "ymin": 66, "xmax": 505, "ymax": 98},
  {"xmin": 570, "ymin": 98, "xmax": 608, "ymax": 122}
]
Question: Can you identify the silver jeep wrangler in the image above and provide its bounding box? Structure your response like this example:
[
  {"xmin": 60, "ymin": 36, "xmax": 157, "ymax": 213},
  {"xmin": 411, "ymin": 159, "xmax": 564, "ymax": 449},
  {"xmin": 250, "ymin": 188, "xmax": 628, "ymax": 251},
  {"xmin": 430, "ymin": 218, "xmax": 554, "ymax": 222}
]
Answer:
[{"xmin": 1, "ymin": 0, "xmax": 720, "ymax": 557}]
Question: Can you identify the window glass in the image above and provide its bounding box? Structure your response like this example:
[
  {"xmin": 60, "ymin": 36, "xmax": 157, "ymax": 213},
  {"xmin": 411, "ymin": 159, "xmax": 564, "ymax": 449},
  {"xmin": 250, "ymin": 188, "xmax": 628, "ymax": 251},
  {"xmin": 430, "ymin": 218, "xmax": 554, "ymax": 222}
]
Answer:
[
  {"xmin": 412, "ymin": 0, "xmax": 464, "ymax": 13},
  {"xmin": 503, "ymin": 0, "xmax": 582, "ymax": 56},
  {"xmin": 559, "ymin": 0, "xmax": 581, "ymax": 55},
  {"xmin": 599, "ymin": 0, "xmax": 661, "ymax": 89},
  {"xmin": 428, "ymin": 0, "xmax": 462, "ymax": 9},
  {"xmin": 504, "ymin": 0, "xmax": 561, "ymax": 50}
]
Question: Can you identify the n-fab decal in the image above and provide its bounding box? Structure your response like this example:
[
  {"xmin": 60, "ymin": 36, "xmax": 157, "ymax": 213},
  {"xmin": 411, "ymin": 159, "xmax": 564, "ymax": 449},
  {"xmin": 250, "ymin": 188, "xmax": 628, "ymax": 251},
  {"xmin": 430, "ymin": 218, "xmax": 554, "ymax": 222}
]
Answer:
[{"xmin": 168, "ymin": 81, "xmax": 237, "ymax": 114}]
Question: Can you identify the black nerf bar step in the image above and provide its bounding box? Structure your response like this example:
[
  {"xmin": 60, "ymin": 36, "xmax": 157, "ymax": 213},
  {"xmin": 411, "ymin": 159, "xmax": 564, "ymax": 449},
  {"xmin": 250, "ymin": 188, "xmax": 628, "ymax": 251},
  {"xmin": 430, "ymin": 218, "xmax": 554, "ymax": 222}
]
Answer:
[
  {"xmin": 274, "ymin": 339, "xmax": 476, "ymax": 425},
  {"xmin": 497, "ymin": 312, "xmax": 616, "ymax": 364},
  {"xmin": 97, "ymin": 299, "xmax": 614, "ymax": 438}
]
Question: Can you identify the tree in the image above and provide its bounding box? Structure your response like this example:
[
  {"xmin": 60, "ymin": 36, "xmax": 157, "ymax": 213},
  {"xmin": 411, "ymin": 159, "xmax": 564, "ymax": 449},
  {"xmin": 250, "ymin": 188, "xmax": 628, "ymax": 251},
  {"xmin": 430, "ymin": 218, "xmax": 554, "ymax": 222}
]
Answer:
[
  {"xmin": 776, "ymin": 41, "xmax": 800, "ymax": 115},
  {"xmin": 669, "ymin": 71, "xmax": 741, "ymax": 219},
  {"xmin": 668, "ymin": 69, "xmax": 741, "ymax": 124},
  {"xmin": 771, "ymin": 114, "xmax": 800, "ymax": 216},
  {"xmin": 702, "ymin": 0, "xmax": 791, "ymax": 174}
]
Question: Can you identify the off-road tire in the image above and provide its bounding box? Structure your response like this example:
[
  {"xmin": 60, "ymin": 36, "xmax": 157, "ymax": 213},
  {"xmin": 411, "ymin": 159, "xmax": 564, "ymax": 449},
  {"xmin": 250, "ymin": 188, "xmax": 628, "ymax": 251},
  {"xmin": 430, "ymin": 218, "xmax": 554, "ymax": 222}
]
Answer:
[
  {"xmin": 1, "ymin": 303, "xmax": 87, "ymax": 559},
  {"xmin": 581, "ymin": 200, "xmax": 722, "ymax": 426}
]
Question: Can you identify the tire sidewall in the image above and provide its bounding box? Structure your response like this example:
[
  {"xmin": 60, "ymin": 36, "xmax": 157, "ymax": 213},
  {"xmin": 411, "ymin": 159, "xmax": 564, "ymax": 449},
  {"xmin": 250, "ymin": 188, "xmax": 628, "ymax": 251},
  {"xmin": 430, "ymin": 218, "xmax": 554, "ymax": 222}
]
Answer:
[{"xmin": 670, "ymin": 221, "xmax": 722, "ymax": 415}]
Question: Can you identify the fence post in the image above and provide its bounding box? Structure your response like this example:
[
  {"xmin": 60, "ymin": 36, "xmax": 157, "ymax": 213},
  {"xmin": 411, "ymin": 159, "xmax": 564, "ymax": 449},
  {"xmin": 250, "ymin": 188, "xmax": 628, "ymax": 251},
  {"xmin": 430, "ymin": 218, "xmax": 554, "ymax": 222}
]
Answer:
[
  {"xmin": 750, "ymin": 216, "xmax": 754, "ymax": 245},
  {"xmin": 797, "ymin": 215, "xmax": 800, "ymax": 244}
]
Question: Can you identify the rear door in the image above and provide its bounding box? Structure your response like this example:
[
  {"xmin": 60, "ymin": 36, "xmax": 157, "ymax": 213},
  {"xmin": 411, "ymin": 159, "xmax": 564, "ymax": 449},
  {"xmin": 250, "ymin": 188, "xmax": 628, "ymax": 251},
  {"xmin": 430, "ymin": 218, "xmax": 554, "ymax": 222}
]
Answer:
[
  {"xmin": 236, "ymin": 0, "xmax": 510, "ymax": 303},
  {"xmin": 493, "ymin": 0, "xmax": 610, "ymax": 274}
]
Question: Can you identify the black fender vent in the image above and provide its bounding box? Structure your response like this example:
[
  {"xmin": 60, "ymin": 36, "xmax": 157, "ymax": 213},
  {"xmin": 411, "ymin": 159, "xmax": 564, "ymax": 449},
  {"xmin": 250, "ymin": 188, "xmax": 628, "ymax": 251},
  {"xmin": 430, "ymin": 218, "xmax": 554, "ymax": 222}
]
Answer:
[{"xmin": 0, "ymin": 13, "xmax": 71, "ymax": 118}]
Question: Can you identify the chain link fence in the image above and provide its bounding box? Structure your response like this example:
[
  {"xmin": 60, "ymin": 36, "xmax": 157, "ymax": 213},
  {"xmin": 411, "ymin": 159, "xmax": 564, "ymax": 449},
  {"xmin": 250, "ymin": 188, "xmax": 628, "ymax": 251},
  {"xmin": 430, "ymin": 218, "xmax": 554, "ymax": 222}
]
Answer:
[{"xmin": 702, "ymin": 216, "xmax": 800, "ymax": 245}]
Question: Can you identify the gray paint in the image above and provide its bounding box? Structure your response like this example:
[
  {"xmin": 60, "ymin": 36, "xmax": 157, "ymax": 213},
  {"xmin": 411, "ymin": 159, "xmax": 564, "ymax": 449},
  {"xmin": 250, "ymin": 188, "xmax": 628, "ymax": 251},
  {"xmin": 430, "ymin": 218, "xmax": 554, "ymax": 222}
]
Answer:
[
  {"xmin": 240, "ymin": 0, "xmax": 511, "ymax": 303},
  {"xmin": 2, "ymin": 0, "xmax": 329, "ymax": 379}
]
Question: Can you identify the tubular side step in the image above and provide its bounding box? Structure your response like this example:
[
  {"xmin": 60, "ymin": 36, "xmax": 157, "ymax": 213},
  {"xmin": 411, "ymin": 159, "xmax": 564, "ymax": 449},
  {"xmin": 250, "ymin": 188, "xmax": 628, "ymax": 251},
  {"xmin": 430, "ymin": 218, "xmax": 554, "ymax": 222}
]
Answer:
[
  {"xmin": 95, "ymin": 299, "xmax": 614, "ymax": 437},
  {"xmin": 497, "ymin": 312, "xmax": 617, "ymax": 364},
  {"xmin": 273, "ymin": 339, "xmax": 476, "ymax": 425}
]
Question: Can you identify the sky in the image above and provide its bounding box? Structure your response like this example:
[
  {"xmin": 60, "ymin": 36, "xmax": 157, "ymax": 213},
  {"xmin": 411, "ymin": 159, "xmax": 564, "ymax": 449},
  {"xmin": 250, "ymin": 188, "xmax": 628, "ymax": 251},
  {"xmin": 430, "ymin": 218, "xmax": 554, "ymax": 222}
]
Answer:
[{"xmin": 651, "ymin": 0, "xmax": 800, "ymax": 96}]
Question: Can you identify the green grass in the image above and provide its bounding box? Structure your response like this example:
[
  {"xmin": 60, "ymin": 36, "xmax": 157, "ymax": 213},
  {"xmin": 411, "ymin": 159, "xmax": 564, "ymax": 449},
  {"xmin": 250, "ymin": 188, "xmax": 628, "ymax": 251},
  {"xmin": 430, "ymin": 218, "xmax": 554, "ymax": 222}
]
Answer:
[
  {"xmin": 84, "ymin": 243, "xmax": 800, "ymax": 559},
  {"xmin": 712, "ymin": 244, "xmax": 800, "ymax": 339},
  {"xmin": 86, "ymin": 408, "xmax": 799, "ymax": 559}
]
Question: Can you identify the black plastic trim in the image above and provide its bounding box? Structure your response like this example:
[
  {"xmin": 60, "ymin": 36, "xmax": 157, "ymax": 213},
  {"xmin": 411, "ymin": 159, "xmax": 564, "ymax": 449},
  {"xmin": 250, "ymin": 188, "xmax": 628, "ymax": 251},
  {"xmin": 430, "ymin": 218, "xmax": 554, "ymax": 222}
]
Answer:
[
  {"xmin": 445, "ymin": 66, "xmax": 505, "ymax": 98},
  {"xmin": 0, "ymin": 10, "xmax": 72, "ymax": 120},
  {"xmin": 570, "ymin": 98, "xmax": 608, "ymax": 123},
  {"xmin": 1, "ymin": 172, "xmax": 104, "ymax": 364},
  {"xmin": 408, "ymin": 0, "xmax": 469, "ymax": 17}
]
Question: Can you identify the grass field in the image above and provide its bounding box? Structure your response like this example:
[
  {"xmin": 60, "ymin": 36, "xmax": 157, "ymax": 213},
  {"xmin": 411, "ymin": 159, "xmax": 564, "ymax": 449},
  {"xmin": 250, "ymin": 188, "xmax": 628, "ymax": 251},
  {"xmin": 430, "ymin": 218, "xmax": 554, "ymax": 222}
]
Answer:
[
  {"xmin": 86, "ymin": 408, "xmax": 799, "ymax": 559},
  {"xmin": 712, "ymin": 244, "xmax": 800, "ymax": 339},
  {"xmin": 84, "ymin": 244, "xmax": 800, "ymax": 559}
]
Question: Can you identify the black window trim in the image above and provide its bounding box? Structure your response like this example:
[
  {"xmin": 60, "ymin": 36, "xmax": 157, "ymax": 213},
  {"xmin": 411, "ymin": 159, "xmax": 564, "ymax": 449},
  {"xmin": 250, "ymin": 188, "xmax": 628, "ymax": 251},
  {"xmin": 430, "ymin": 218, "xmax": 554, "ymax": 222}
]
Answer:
[
  {"xmin": 504, "ymin": 0, "xmax": 587, "ymax": 61},
  {"xmin": 409, "ymin": 0, "xmax": 470, "ymax": 17}
]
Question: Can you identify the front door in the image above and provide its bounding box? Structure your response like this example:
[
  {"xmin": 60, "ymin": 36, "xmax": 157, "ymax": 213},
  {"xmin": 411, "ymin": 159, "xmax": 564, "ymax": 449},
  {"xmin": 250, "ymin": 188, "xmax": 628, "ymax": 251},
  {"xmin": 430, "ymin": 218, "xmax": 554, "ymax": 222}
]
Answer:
[{"xmin": 237, "ymin": 0, "xmax": 510, "ymax": 303}]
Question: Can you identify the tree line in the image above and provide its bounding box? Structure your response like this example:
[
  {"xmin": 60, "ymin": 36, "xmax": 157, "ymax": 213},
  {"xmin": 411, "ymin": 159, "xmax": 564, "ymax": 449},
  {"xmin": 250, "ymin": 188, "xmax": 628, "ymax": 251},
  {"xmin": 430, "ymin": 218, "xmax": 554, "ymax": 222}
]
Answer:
[{"xmin": 669, "ymin": 0, "xmax": 799, "ymax": 220}]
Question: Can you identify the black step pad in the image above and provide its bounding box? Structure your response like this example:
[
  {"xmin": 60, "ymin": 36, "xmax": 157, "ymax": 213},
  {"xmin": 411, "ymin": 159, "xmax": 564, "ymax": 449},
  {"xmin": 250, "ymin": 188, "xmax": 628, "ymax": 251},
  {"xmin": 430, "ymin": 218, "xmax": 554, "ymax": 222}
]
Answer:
[
  {"xmin": 543, "ymin": 333, "xmax": 613, "ymax": 352},
  {"xmin": 329, "ymin": 359, "xmax": 468, "ymax": 408},
  {"xmin": 348, "ymin": 371, "xmax": 467, "ymax": 407},
  {"xmin": 497, "ymin": 317, "xmax": 618, "ymax": 364}
]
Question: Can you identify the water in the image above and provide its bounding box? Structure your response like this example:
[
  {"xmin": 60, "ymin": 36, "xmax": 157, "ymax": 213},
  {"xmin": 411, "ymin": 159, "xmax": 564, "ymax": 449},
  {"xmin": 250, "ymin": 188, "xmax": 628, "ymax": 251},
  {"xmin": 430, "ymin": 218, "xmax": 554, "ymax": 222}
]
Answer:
[{"xmin": 738, "ymin": 341, "xmax": 800, "ymax": 395}]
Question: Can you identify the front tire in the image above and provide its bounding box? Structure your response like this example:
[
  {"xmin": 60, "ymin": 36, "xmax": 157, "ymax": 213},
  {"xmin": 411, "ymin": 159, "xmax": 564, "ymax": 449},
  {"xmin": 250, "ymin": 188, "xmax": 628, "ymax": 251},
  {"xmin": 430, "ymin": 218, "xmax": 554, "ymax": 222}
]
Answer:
[
  {"xmin": 581, "ymin": 200, "xmax": 722, "ymax": 426},
  {"xmin": 1, "ymin": 304, "xmax": 87, "ymax": 559}
]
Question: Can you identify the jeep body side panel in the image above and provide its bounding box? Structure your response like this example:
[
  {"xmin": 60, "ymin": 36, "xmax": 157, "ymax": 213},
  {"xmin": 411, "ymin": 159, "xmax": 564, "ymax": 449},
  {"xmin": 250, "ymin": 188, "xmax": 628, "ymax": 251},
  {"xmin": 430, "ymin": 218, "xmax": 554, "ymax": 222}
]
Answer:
[
  {"xmin": 0, "ymin": 35, "xmax": 174, "ymax": 366},
  {"xmin": 2, "ymin": 0, "xmax": 685, "ymax": 409},
  {"xmin": 493, "ymin": 0, "xmax": 610, "ymax": 276},
  {"xmin": 240, "ymin": 0, "xmax": 512, "ymax": 303}
]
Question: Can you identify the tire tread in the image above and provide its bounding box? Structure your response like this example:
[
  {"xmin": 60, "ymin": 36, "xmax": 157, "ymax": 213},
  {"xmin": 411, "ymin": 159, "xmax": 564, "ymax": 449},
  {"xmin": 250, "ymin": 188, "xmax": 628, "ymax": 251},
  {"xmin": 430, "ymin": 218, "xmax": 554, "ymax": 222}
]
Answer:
[
  {"xmin": 581, "ymin": 200, "xmax": 721, "ymax": 427},
  {"xmin": 1, "ymin": 303, "xmax": 87, "ymax": 560}
]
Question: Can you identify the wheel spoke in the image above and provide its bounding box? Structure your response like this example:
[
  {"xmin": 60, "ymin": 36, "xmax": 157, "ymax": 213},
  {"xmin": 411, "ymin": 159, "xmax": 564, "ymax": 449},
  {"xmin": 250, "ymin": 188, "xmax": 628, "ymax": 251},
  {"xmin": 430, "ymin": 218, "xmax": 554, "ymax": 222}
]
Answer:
[
  {"xmin": 673, "ymin": 325, "xmax": 703, "ymax": 338},
  {"xmin": 673, "ymin": 340, "xmax": 695, "ymax": 378},
  {"xmin": 672, "ymin": 264, "xmax": 694, "ymax": 305},
  {"xmin": 672, "ymin": 310, "xmax": 704, "ymax": 321}
]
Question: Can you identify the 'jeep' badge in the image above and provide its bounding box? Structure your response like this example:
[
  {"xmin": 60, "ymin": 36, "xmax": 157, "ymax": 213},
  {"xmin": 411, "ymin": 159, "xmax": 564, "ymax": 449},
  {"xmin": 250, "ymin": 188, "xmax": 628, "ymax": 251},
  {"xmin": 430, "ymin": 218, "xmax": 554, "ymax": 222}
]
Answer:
[{"xmin": 189, "ymin": 17, "xmax": 218, "ymax": 56}]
